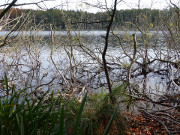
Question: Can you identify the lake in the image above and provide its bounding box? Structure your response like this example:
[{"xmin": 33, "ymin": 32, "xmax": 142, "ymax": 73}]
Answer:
[{"xmin": 0, "ymin": 30, "xmax": 179, "ymax": 100}]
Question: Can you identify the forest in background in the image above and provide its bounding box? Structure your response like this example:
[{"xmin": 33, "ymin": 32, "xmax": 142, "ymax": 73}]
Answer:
[
  {"xmin": 1, "ymin": 7, "xmax": 178, "ymax": 30},
  {"xmin": 0, "ymin": 0, "xmax": 180, "ymax": 134}
]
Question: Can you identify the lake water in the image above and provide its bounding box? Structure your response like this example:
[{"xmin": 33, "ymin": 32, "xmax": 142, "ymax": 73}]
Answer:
[
  {"xmin": 0, "ymin": 30, "xmax": 179, "ymax": 99},
  {"xmin": 0, "ymin": 30, "xmax": 166, "ymax": 37}
]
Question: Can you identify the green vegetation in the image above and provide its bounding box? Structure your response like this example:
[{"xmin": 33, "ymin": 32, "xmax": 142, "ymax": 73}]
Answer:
[
  {"xmin": 0, "ymin": 74, "xmax": 127, "ymax": 135},
  {"xmin": 0, "ymin": 1, "xmax": 179, "ymax": 134},
  {"xmin": 2, "ymin": 7, "xmax": 178, "ymax": 30}
]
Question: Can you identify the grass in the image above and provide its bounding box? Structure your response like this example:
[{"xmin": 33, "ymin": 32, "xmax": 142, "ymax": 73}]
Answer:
[{"xmin": 0, "ymin": 74, "xmax": 127, "ymax": 135}]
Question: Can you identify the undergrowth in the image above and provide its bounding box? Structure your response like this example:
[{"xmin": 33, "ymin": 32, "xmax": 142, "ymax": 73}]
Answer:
[{"xmin": 0, "ymin": 74, "xmax": 127, "ymax": 135}]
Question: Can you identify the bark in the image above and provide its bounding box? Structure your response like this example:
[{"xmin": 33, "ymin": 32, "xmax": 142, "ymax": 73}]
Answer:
[
  {"xmin": 0, "ymin": 0, "xmax": 17, "ymax": 19},
  {"xmin": 102, "ymin": 0, "xmax": 117, "ymax": 103}
]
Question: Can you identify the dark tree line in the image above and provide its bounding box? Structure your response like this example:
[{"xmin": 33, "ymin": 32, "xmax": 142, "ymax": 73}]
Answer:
[{"xmin": 0, "ymin": 7, "xmax": 178, "ymax": 30}]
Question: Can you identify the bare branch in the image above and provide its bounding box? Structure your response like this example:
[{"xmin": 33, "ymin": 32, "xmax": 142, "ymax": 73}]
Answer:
[
  {"xmin": 0, "ymin": 0, "xmax": 17, "ymax": 19},
  {"xmin": 0, "ymin": 0, "xmax": 54, "ymax": 7},
  {"xmin": 102, "ymin": 0, "xmax": 117, "ymax": 103}
]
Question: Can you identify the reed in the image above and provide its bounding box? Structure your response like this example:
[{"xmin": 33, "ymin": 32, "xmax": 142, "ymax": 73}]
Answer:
[{"xmin": 0, "ymin": 74, "xmax": 127, "ymax": 135}]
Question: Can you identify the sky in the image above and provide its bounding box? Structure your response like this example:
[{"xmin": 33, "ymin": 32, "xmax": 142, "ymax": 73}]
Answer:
[{"xmin": 0, "ymin": 0, "xmax": 179, "ymax": 13}]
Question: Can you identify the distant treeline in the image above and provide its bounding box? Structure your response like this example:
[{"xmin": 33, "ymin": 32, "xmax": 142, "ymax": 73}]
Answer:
[{"xmin": 1, "ymin": 7, "xmax": 178, "ymax": 30}]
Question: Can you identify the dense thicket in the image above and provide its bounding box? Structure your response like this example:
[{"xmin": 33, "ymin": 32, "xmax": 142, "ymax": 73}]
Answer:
[{"xmin": 1, "ymin": 7, "xmax": 178, "ymax": 30}]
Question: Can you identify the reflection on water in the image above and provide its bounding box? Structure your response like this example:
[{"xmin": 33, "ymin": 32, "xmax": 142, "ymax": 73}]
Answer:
[
  {"xmin": 0, "ymin": 31, "xmax": 179, "ymax": 99},
  {"xmin": 0, "ymin": 30, "xmax": 166, "ymax": 37}
]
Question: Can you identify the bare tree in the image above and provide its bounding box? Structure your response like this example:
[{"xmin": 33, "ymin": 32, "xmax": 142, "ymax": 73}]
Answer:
[{"xmin": 102, "ymin": 0, "xmax": 118, "ymax": 103}]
